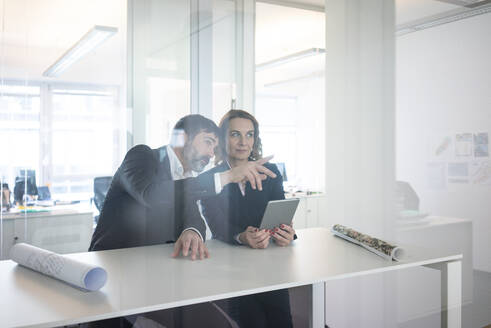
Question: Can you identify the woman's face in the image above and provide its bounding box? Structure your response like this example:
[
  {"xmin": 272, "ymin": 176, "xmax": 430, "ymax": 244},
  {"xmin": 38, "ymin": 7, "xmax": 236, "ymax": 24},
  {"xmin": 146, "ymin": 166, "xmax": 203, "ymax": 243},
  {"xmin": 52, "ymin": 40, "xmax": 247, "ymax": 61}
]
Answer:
[{"xmin": 226, "ymin": 117, "xmax": 255, "ymax": 162}]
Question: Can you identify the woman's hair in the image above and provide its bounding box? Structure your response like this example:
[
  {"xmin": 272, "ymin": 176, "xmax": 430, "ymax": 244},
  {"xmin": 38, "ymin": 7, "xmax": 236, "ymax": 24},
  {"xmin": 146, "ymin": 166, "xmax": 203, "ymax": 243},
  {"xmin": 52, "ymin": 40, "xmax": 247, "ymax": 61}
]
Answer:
[{"xmin": 216, "ymin": 109, "xmax": 263, "ymax": 163}]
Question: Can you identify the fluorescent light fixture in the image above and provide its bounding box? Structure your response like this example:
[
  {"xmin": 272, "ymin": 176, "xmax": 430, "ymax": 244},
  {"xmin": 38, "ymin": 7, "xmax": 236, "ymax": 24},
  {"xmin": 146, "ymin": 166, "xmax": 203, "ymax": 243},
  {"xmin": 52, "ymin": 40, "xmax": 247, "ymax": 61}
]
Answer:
[
  {"xmin": 397, "ymin": 3, "xmax": 491, "ymax": 36},
  {"xmin": 52, "ymin": 89, "xmax": 113, "ymax": 97},
  {"xmin": 43, "ymin": 25, "xmax": 118, "ymax": 77},
  {"xmin": 256, "ymin": 48, "xmax": 325, "ymax": 71}
]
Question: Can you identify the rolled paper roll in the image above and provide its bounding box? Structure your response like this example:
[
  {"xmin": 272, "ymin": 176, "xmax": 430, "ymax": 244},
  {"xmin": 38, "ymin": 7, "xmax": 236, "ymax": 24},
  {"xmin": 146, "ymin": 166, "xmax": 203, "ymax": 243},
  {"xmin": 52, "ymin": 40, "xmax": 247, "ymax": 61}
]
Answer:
[
  {"xmin": 331, "ymin": 224, "xmax": 405, "ymax": 261},
  {"xmin": 10, "ymin": 243, "xmax": 107, "ymax": 291}
]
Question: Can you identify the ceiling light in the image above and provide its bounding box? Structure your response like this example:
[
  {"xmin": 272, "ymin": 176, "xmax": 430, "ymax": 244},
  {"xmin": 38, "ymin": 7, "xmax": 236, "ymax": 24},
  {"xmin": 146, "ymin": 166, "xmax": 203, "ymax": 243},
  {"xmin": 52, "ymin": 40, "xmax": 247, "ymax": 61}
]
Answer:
[
  {"xmin": 256, "ymin": 48, "xmax": 325, "ymax": 71},
  {"xmin": 397, "ymin": 4, "xmax": 491, "ymax": 36},
  {"xmin": 43, "ymin": 25, "xmax": 118, "ymax": 77}
]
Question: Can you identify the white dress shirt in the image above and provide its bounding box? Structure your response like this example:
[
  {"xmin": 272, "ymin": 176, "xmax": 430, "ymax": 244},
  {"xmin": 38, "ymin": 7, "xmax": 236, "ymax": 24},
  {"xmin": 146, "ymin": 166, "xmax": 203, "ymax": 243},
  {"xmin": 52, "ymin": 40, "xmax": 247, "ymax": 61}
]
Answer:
[
  {"xmin": 197, "ymin": 160, "xmax": 244, "ymax": 244},
  {"xmin": 166, "ymin": 145, "xmax": 218, "ymax": 242}
]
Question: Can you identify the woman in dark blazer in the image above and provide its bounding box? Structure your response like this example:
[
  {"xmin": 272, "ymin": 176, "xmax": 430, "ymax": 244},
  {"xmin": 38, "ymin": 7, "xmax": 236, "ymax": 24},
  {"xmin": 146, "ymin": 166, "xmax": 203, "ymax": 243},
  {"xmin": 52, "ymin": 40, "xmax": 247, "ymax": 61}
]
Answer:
[{"xmin": 201, "ymin": 109, "xmax": 296, "ymax": 328}]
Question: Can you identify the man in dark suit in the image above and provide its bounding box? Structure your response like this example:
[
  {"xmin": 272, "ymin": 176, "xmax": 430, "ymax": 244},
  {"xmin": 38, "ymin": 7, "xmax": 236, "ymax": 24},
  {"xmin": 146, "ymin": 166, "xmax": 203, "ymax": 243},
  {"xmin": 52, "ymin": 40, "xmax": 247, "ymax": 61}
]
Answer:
[{"xmin": 89, "ymin": 114, "xmax": 277, "ymax": 260}]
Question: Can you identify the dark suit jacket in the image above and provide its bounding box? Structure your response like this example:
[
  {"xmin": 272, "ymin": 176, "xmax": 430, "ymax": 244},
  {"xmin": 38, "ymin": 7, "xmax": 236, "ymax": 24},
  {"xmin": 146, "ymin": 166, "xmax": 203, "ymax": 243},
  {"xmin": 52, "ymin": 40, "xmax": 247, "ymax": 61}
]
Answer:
[
  {"xmin": 200, "ymin": 162, "xmax": 285, "ymax": 244},
  {"xmin": 89, "ymin": 145, "xmax": 216, "ymax": 251}
]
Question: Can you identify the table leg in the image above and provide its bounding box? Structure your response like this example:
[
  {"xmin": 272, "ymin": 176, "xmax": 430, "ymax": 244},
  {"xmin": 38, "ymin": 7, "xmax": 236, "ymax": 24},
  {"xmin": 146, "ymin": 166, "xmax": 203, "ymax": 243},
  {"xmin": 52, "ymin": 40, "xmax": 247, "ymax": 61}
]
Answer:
[
  {"xmin": 311, "ymin": 282, "xmax": 325, "ymax": 328},
  {"xmin": 424, "ymin": 260, "xmax": 462, "ymax": 328}
]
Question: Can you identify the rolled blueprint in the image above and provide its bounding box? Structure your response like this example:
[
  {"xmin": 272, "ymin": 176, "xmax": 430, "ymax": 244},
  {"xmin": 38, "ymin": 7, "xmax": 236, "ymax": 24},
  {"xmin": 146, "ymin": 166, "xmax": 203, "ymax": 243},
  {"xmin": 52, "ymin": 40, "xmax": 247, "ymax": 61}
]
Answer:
[
  {"xmin": 10, "ymin": 243, "xmax": 107, "ymax": 291},
  {"xmin": 331, "ymin": 224, "xmax": 406, "ymax": 261}
]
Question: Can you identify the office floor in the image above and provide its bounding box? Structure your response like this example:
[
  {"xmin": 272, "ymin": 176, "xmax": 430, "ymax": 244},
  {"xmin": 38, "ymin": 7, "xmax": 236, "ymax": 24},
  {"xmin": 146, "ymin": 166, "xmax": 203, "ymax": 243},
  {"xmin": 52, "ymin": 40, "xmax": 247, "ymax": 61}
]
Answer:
[{"xmin": 398, "ymin": 270, "xmax": 491, "ymax": 328}]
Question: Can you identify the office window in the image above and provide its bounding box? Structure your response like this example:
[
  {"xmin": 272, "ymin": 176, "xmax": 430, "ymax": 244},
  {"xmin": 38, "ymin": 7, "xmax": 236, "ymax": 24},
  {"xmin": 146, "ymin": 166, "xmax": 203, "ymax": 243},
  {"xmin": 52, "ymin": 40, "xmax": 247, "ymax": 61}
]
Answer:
[
  {"xmin": 0, "ymin": 0, "xmax": 126, "ymax": 202},
  {"xmin": 0, "ymin": 82, "xmax": 123, "ymax": 202},
  {"xmin": 146, "ymin": 77, "xmax": 190, "ymax": 148},
  {"xmin": 255, "ymin": 3, "xmax": 325, "ymax": 192},
  {"xmin": 50, "ymin": 86, "xmax": 121, "ymax": 200},
  {"xmin": 255, "ymin": 95, "xmax": 298, "ymax": 184},
  {"xmin": 0, "ymin": 84, "xmax": 41, "ymax": 188}
]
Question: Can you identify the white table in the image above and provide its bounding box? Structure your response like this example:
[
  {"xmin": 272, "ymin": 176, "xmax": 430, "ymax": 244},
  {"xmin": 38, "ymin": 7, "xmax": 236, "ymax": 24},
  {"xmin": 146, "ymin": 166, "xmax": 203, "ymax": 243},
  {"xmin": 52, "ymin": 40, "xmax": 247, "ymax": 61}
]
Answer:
[{"xmin": 0, "ymin": 228, "xmax": 462, "ymax": 328}]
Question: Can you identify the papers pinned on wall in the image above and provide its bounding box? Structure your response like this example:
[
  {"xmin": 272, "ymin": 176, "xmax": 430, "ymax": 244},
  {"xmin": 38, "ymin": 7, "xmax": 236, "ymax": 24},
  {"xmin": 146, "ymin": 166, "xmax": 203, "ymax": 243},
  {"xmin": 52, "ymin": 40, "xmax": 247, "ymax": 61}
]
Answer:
[{"xmin": 427, "ymin": 132, "xmax": 489, "ymax": 188}]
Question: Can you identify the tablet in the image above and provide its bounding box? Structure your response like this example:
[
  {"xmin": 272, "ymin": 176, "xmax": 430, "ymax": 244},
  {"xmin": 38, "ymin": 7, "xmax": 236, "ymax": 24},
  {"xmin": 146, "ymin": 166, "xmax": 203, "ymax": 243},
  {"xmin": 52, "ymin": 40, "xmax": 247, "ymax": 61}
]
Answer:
[{"xmin": 259, "ymin": 198, "xmax": 300, "ymax": 230}]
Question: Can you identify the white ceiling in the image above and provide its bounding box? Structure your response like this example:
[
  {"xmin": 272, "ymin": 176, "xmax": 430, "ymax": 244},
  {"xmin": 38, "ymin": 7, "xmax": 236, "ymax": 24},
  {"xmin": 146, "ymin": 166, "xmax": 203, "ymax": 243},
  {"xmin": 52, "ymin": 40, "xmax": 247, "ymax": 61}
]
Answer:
[
  {"xmin": 256, "ymin": 3, "xmax": 325, "ymax": 64},
  {"xmin": 0, "ymin": 0, "xmax": 474, "ymax": 85},
  {"xmin": 255, "ymin": 0, "xmax": 474, "ymax": 91},
  {"xmin": 0, "ymin": 0, "xmax": 126, "ymax": 85},
  {"xmin": 396, "ymin": 0, "xmax": 460, "ymax": 24},
  {"xmin": 259, "ymin": 0, "xmax": 465, "ymax": 24}
]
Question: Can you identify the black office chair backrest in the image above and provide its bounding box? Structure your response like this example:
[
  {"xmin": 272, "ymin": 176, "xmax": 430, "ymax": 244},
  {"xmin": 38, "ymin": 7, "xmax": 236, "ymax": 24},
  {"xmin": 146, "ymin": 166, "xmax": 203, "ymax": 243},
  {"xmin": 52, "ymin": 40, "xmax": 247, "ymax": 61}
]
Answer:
[{"xmin": 93, "ymin": 176, "xmax": 112, "ymax": 212}]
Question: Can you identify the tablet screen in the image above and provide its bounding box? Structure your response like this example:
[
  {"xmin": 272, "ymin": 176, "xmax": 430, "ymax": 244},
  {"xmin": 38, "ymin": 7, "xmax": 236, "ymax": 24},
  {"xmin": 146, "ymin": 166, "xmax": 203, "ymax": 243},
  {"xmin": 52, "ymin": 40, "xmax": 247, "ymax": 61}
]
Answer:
[{"xmin": 259, "ymin": 198, "xmax": 300, "ymax": 230}]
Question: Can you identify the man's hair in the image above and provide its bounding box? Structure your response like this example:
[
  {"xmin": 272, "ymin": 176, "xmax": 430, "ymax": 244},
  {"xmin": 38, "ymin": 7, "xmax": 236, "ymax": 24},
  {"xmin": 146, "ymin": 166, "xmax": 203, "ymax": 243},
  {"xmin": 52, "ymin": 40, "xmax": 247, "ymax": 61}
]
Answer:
[
  {"xmin": 172, "ymin": 114, "xmax": 219, "ymax": 142},
  {"xmin": 216, "ymin": 109, "xmax": 263, "ymax": 163}
]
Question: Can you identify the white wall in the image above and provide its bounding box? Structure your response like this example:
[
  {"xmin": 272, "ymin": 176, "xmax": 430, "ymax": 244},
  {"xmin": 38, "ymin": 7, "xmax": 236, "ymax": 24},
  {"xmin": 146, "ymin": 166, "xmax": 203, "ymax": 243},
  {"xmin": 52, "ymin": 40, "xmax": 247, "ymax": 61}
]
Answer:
[{"xmin": 396, "ymin": 12, "xmax": 491, "ymax": 272}]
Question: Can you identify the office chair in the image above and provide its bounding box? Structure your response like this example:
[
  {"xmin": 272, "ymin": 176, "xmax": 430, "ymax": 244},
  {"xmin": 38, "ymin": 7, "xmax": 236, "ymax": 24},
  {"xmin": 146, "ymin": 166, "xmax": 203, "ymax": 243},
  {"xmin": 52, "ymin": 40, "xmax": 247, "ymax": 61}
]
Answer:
[
  {"xmin": 395, "ymin": 180, "xmax": 419, "ymax": 210},
  {"xmin": 13, "ymin": 170, "xmax": 38, "ymax": 205},
  {"xmin": 93, "ymin": 176, "xmax": 112, "ymax": 224}
]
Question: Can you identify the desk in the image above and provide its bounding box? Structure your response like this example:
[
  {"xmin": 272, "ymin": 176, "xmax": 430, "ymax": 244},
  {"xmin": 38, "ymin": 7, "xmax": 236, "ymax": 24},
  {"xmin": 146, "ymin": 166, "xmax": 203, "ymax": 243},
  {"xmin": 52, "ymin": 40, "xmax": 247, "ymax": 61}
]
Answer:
[
  {"xmin": 0, "ymin": 228, "xmax": 462, "ymax": 328},
  {"xmin": 0, "ymin": 205, "xmax": 93, "ymax": 260}
]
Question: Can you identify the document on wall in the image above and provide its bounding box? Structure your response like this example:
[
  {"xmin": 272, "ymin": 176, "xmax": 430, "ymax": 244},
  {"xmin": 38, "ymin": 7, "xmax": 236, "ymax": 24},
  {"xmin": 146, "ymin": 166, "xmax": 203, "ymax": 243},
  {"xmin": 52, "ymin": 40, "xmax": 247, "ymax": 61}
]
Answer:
[
  {"xmin": 470, "ymin": 160, "xmax": 491, "ymax": 185},
  {"xmin": 10, "ymin": 243, "xmax": 107, "ymax": 291},
  {"xmin": 429, "ymin": 135, "xmax": 453, "ymax": 160},
  {"xmin": 474, "ymin": 132, "xmax": 489, "ymax": 157},
  {"xmin": 455, "ymin": 133, "xmax": 473, "ymax": 157},
  {"xmin": 447, "ymin": 162, "xmax": 469, "ymax": 184},
  {"xmin": 331, "ymin": 224, "xmax": 406, "ymax": 261}
]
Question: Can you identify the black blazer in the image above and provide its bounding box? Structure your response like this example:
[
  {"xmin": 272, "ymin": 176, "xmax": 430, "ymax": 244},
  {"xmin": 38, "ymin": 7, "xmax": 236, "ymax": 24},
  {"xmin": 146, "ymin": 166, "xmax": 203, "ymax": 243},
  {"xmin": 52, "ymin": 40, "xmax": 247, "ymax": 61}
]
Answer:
[
  {"xmin": 201, "ymin": 162, "xmax": 285, "ymax": 244},
  {"xmin": 89, "ymin": 145, "xmax": 216, "ymax": 251}
]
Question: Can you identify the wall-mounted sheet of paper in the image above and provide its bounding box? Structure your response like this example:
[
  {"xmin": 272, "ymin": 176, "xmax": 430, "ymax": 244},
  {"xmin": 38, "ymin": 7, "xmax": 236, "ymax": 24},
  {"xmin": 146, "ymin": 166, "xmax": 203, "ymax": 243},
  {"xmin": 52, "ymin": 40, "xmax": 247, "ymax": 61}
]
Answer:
[
  {"xmin": 447, "ymin": 162, "xmax": 469, "ymax": 184},
  {"xmin": 455, "ymin": 133, "xmax": 473, "ymax": 157},
  {"xmin": 429, "ymin": 136, "xmax": 453, "ymax": 160},
  {"xmin": 474, "ymin": 132, "xmax": 489, "ymax": 158},
  {"xmin": 470, "ymin": 161, "xmax": 491, "ymax": 185},
  {"xmin": 448, "ymin": 162, "xmax": 469, "ymax": 177}
]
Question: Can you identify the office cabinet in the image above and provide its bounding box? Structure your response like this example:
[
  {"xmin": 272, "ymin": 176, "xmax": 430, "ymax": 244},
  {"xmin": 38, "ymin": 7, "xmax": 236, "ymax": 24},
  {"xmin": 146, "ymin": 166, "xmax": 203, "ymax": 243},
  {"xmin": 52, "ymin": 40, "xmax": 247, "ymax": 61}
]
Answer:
[
  {"xmin": 0, "ymin": 208, "xmax": 93, "ymax": 260},
  {"xmin": 292, "ymin": 197, "xmax": 307, "ymax": 229},
  {"xmin": 291, "ymin": 194, "xmax": 327, "ymax": 229}
]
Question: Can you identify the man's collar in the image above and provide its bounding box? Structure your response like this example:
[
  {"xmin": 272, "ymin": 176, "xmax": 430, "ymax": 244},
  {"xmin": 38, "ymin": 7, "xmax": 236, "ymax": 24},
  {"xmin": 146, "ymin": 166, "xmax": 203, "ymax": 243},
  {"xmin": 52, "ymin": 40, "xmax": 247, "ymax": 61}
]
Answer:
[
  {"xmin": 166, "ymin": 145, "xmax": 197, "ymax": 180},
  {"xmin": 158, "ymin": 146, "xmax": 167, "ymax": 163}
]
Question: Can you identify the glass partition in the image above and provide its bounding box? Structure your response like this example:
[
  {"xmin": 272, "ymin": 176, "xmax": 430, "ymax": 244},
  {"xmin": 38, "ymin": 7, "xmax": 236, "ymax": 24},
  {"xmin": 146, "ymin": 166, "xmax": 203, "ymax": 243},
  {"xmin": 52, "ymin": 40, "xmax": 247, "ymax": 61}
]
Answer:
[
  {"xmin": 255, "ymin": 2, "xmax": 325, "ymax": 193},
  {"xmin": 0, "ymin": 0, "xmax": 127, "ymax": 258},
  {"xmin": 1, "ymin": 0, "xmax": 488, "ymax": 327}
]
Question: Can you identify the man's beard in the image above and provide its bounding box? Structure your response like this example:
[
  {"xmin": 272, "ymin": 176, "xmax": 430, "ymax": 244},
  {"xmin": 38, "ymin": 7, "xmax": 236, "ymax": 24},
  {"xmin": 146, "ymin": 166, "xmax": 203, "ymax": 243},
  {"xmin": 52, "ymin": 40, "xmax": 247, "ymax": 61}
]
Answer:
[{"xmin": 183, "ymin": 143, "xmax": 210, "ymax": 173}]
